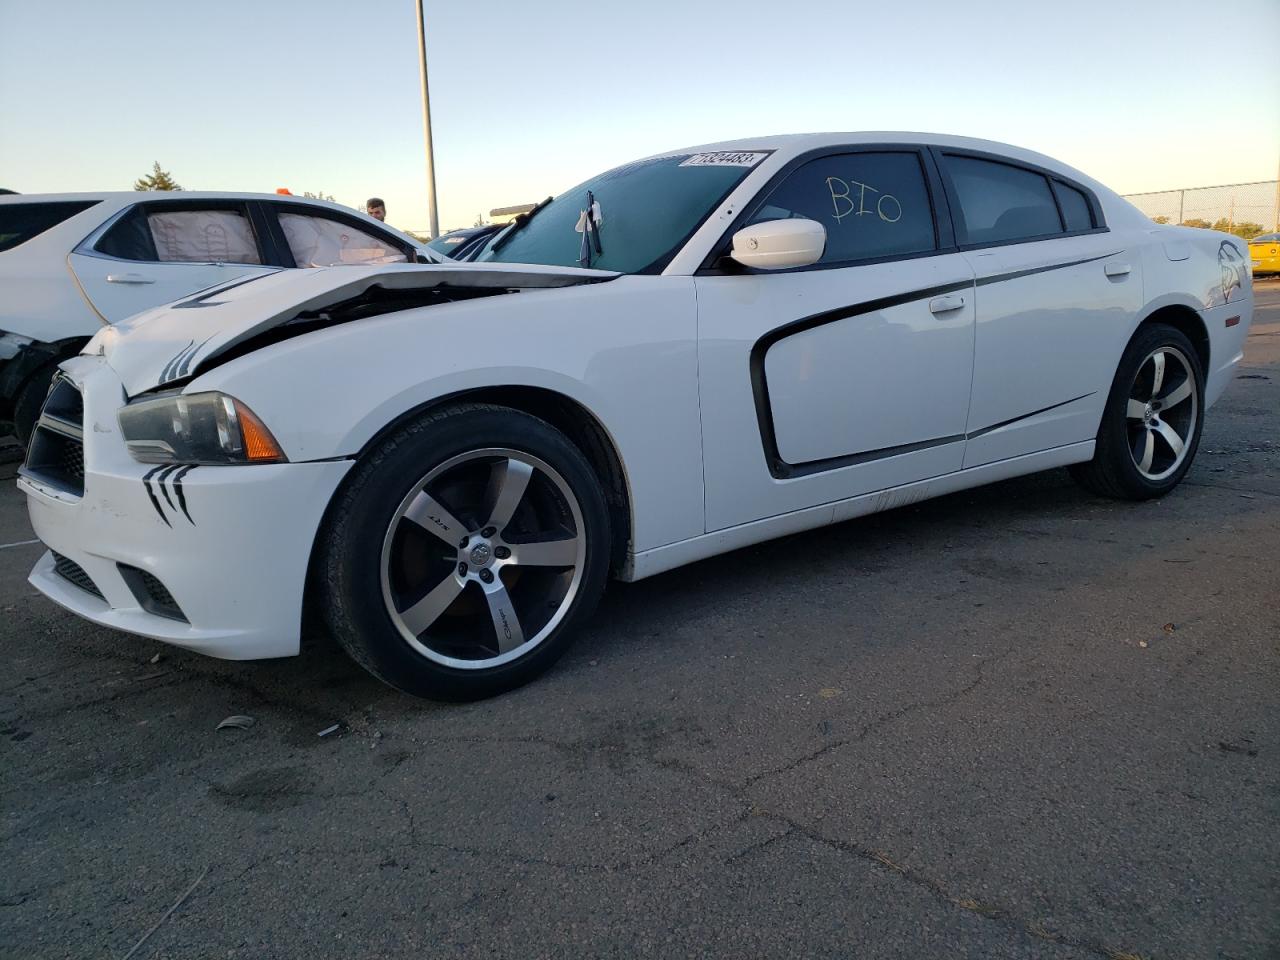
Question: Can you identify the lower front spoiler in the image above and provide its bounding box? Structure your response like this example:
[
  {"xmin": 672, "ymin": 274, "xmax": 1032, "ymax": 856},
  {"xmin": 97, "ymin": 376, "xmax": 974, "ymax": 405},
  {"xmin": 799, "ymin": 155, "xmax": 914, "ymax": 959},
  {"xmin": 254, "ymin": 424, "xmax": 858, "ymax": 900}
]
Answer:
[
  {"xmin": 29, "ymin": 550, "xmax": 281, "ymax": 660},
  {"xmin": 22, "ymin": 458, "xmax": 353, "ymax": 661}
]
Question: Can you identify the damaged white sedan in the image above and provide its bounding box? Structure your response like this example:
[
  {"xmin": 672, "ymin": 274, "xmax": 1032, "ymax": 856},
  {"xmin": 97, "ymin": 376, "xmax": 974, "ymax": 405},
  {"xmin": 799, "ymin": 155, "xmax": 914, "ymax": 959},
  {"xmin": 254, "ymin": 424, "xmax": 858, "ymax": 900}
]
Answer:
[{"xmin": 19, "ymin": 133, "xmax": 1254, "ymax": 699}]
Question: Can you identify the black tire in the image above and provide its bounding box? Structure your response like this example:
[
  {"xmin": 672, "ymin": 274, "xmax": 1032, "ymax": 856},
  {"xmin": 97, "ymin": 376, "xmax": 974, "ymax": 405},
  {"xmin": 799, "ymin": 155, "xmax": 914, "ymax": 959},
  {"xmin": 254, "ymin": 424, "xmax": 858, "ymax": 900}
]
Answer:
[
  {"xmin": 1069, "ymin": 323, "xmax": 1205, "ymax": 500},
  {"xmin": 12, "ymin": 360, "xmax": 59, "ymax": 446},
  {"xmin": 319, "ymin": 403, "xmax": 611, "ymax": 700}
]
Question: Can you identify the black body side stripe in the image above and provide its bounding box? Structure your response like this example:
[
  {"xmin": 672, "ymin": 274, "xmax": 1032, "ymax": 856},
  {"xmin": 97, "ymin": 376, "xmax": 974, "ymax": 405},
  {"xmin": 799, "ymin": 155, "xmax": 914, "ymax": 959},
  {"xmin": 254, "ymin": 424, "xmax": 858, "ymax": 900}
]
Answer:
[
  {"xmin": 155, "ymin": 465, "xmax": 180, "ymax": 510},
  {"xmin": 967, "ymin": 392, "xmax": 1095, "ymax": 439},
  {"xmin": 140, "ymin": 466, "xmax": 172, "ymax": 527},
  {"xmin": 973, "ymin": 251, "xmax": 1120, "ymax": 287},
  {"xmin": 177, "ymin": 335, "xmax": 216, "ymax": 378},
  {"xmin": 167, "ymin": 341, "xmax": 201, "ymax": 382},
  {"xmin": 750, "ymin": 251, "xmax": 1121, "ymax": 479},
  {"xmin": 171, "ymin": 466, "xmax": 196, "ymax": 524},
  {"xmin": 170, "ymin": 270, "xmax": 281, "ymax": 309},
  {"xmin": 160, "ymin": 340, "xmax": 194, "ymax": 384}
]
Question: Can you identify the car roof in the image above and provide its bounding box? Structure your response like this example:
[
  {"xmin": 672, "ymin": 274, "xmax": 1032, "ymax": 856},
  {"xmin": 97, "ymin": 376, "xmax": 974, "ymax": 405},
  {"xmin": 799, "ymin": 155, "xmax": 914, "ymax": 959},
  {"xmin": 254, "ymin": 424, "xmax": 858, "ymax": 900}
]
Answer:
[
  {"xmin": 640, "ymin": 131, "xmax": 1126, "ymax": 212},
  {"xmin": 0, "ymin": 190, "xmax": 364, "ymax": 211}
]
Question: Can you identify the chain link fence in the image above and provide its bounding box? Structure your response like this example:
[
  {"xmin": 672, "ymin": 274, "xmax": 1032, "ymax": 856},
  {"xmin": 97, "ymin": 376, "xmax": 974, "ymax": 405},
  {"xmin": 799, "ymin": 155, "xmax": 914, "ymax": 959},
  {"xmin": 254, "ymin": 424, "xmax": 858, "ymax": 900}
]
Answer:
[{"xmin": 1122, "ymin": 180, "xmax": 1280, "ymax": 238}]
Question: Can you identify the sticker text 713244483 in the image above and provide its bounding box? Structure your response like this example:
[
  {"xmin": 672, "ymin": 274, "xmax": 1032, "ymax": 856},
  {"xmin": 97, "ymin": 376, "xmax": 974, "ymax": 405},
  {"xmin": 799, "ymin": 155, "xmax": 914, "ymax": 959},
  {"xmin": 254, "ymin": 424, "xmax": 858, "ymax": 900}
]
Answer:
[{"xmin": 679, "ymin": 152, "xmax": 770, "ymax": 168}]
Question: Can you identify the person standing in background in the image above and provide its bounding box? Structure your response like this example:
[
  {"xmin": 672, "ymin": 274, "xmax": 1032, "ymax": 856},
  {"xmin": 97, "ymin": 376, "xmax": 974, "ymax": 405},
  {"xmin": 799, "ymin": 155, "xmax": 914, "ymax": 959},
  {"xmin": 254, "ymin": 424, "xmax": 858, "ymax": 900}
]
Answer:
[{"xmin": 366, "ymin": 198, "xmax": 386, "ymax": 222}]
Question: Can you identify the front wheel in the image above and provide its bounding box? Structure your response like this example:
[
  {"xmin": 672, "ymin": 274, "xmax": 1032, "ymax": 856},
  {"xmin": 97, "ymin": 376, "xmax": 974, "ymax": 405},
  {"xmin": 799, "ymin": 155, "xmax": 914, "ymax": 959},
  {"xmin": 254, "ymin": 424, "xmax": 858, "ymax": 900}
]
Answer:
[
  {"xmin": 1070, "ymin": 323, "xmax": 1205, "ymax": 500},
  {"xmin": 319, "ymin": 403, "xmax": 611, "ymax": 700}
]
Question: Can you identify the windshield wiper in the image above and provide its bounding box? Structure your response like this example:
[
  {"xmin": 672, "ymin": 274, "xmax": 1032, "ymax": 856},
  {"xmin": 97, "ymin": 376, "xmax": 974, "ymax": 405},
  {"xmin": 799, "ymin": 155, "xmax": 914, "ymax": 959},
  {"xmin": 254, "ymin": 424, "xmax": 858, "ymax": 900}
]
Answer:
[
  {"xmin": 578, "ymin": 190, "xmax": 603, "ymax": 269},
  {"xmin": 489, "ymin": 195, "xmax": 554, "ymax": 254}
]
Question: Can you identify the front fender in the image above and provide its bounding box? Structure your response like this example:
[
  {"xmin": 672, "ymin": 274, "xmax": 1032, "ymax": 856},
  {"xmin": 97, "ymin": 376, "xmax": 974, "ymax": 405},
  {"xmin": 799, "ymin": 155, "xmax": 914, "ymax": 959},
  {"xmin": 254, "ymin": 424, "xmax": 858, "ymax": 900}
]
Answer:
[{"xmin": 186, "ymin": 276, "xmax": 705, "ymax": 555}]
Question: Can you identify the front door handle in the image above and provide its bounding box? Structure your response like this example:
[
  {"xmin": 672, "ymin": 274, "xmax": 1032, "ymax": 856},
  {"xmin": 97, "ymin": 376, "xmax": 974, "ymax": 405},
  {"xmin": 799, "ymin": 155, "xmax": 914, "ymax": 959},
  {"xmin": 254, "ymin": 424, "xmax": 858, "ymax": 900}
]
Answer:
[
  {"xmin": 1104, "ymin": 263, "xmax": 1131, "ymax": 278},
  {"xmin": 106, "ymin": 273, "xmax": 156, "ymax": 284},
  {"xmin": 928, "ymin": 294, "xmax": 966, "ymax": 315}
]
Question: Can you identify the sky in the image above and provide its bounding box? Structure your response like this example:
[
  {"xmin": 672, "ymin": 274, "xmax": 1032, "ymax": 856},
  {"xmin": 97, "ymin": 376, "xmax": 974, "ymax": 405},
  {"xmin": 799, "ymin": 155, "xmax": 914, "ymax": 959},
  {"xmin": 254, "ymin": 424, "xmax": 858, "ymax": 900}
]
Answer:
[{"xmin": 2, "ymin": 0, "xmax": 1277, "ymax": 235}]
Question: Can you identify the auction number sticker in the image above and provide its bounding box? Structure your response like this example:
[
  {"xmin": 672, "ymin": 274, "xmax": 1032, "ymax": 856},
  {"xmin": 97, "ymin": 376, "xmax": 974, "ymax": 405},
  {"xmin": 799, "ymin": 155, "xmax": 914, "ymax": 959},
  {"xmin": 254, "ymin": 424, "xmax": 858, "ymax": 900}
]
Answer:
[{"xmin": 679, "ymin": 151, "xmax": 770, "ymax": 168}]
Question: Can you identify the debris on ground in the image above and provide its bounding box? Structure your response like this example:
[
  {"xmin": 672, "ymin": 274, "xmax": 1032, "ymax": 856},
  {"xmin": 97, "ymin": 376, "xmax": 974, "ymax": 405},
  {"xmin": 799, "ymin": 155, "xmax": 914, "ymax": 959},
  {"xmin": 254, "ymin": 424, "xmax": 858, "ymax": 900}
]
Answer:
[
  {"xmin": 120, "ymin": 865, "xmax": 209, "ymax": 960},
  {"xmin": 317, "ymin": 723, "xmax": 341, "ymax": 737},
  {"xmin": 216, "ymin": 715, "xmax": 255, "ymax": 731}
]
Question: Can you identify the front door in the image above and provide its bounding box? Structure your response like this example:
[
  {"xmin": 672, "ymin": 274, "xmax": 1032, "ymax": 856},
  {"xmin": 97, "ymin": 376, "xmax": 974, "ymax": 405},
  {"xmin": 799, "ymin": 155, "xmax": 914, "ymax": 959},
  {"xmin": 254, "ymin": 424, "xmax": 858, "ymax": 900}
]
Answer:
[{"xmin": 695, "ymin": 147, "xmax": 977, "ymax": 532}]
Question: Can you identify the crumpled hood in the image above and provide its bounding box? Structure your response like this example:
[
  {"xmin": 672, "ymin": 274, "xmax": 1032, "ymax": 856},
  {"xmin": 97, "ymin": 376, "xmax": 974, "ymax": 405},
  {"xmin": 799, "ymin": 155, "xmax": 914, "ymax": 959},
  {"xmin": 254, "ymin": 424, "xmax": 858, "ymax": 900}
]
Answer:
[{"xmin": 89, "ymin": 261, "xmax": 619, "ymax": 397}]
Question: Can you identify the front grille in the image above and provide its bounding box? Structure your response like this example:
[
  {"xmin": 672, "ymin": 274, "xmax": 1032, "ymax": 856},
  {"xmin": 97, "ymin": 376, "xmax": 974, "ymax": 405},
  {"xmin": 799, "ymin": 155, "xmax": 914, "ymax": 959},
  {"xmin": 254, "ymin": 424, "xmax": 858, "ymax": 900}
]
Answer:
[
  {"xmin": 119, "ymin": 564, "xmax": 188, "ymax": 622},
  {"xmin": 51, "ymin": 551, "xmax": 104, "ymax": 600},
  {"xmin": 21, "ymin": 375, "xmax": 86, "ymax": 496}
]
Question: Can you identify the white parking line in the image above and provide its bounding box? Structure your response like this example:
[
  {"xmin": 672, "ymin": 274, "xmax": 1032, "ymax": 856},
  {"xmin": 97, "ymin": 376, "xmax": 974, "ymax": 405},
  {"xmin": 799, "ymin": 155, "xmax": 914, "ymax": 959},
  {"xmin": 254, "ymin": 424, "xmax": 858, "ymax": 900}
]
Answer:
[{"xmin": 0, "ymin": 539, "xmax": 40, "ymax": 550}]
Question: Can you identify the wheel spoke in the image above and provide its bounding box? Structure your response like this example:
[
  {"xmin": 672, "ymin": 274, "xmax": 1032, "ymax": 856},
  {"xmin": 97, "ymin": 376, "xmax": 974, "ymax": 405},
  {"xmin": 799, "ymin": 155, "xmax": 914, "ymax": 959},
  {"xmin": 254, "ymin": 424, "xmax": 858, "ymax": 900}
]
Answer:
[
  {"xmin": 403, "ymin": 491, "xmax": 468, "ymax": 545},
  {"xmin": 1149, "ymin": 352, "xmax": 1166, "ymax": 397},
  {"xmin": 1161, "ymin": 379, "xmax": 1192, "ymax": 409},
  {"xmin": 1137, "ymin": 429, "xmax": 1155, "ymax": 473},
  {"xmin": 482, "ymin": 580, "xmax": 525, "ymax": 653},
  {"xmin": 511, "ymin": 535, "xmax": 580, "ymax": 567},
  {"xmin": 1153, "ymin": 419, "xmax": 1185, "ymax": 457},
  {"xmin": 485, "ymin": 458, "xmax": 534, "ymax": 533},
  {"xmin": 1126, "ymin": 398, "xmax": 1147, "ymax": 419},
  {"xmin": 400, "ymin": 574, "xmax": 464, "ymax": 636}
]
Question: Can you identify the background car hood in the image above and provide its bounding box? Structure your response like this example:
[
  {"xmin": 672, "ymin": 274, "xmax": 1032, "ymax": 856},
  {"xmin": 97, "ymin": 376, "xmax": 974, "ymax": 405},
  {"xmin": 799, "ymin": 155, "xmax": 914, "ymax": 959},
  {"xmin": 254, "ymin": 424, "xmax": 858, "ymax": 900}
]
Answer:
[{"xmin": 90, "ymin": 262, "xmax": 620, "ymax": 397}]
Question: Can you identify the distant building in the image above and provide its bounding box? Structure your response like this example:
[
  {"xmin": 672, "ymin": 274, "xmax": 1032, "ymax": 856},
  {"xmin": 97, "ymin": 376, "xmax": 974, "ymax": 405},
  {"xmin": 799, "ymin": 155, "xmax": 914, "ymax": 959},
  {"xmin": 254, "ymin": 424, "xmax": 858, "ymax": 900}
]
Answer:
[{"xmin": 488, "ymin": 203, "xmax": 537, "ymax": 225}]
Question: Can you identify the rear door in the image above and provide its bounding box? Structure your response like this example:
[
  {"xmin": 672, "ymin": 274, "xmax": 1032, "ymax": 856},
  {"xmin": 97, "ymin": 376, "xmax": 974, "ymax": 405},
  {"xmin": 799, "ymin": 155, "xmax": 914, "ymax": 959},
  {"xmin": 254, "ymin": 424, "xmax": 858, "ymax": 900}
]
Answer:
[
  {"xmin": 68, "ymin": 199, "xmax": 279, "ymax": 322},
  {"xmin": 935, "ymin": 151, "xmax": 1142, "ymax": 467}
]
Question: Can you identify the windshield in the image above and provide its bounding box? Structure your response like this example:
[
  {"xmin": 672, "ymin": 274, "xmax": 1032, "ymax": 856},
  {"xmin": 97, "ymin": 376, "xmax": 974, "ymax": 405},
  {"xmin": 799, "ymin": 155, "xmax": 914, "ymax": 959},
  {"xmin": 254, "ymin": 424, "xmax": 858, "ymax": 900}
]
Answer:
[{"xmin": 477, "ymin": 152, "xmax": 768, "ymax": 274}]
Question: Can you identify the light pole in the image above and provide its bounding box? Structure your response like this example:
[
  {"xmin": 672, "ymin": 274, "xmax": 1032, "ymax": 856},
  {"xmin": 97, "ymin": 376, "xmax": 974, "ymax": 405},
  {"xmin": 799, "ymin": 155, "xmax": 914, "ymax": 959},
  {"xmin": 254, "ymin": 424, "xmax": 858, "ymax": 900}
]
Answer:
[{"xmin": 415, "ymin": 0, "xmax": 440, "ymax": 239}]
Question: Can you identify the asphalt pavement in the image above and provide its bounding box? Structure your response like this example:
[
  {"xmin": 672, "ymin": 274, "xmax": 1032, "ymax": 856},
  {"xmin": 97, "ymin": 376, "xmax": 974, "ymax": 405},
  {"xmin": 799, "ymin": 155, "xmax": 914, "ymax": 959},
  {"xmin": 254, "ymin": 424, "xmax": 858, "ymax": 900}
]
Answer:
[{"xmin": 2, "ymin": 284, "xmax": 1278, "ymax": 959}]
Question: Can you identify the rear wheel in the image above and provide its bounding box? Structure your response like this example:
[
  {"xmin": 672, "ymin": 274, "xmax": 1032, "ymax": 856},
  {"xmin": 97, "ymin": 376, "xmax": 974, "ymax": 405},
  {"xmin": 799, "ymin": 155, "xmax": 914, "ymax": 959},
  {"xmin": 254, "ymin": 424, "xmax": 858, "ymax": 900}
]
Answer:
[
  {"xmin": 320, "ymin": 403, "xmax": 611, "ymax": 700},
  {"xmin": 1070, "ymin": 323, "xmax": 1204, "ymax": 500}
]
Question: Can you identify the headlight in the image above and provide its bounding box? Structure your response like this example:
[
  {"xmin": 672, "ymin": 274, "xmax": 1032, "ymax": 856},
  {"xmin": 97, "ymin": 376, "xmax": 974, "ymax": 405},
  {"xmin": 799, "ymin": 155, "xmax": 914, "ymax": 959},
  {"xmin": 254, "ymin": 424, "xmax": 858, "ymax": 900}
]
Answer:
[{"xmin": 118, "ymin": 392, "xmax": 287, "ymax": 465}]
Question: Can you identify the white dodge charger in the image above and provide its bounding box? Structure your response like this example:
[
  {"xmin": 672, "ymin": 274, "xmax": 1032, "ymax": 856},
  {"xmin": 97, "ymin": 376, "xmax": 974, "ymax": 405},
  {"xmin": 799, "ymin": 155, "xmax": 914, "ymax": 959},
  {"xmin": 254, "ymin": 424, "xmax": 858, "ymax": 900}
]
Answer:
[{"xmin": 18, "ymin": 133, "xmax": 1254, "ymax": 699}]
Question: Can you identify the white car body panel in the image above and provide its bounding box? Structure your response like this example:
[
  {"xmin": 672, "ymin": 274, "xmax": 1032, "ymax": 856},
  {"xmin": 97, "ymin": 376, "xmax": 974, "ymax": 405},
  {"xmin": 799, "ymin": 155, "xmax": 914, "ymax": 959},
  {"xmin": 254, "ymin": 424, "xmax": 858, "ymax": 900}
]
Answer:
[
  {"xmin": 17, "ymin": 133, "xmax": 1254, "ymax": 663},
  {"xmin": 0, "ymin": 191, "xmax": 437, "ymax": 343}
]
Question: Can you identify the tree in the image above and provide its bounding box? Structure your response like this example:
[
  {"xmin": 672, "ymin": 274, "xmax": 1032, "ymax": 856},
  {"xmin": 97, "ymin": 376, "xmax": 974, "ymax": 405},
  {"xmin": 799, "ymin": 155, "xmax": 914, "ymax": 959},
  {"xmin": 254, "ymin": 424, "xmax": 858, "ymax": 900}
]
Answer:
[
  {"xmin": 1152, "ymin": 215, "xmax": 1171, "ymax": 224},
  {"xmin": 1180, "ymin": 218, "xmax": 1212, "ymax": 229},
  {"xmin": 133, "ymin": 162, "xmax": 182, "ymax": 191}
]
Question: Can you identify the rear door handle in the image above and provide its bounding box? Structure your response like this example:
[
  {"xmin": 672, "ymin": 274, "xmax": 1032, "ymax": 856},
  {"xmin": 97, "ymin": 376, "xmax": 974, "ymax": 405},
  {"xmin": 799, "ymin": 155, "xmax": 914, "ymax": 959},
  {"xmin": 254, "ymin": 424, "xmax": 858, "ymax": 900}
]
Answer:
[
  {"xmin": 1104, "ymin": 263, "xmax": 1131, "ymax": 277},
  {"xmin": 106, "ymin": 273, "xmax": 156, "ymax": 284},
  {"xmin": 928, "ymin": 294, "xmax": 966, "ymax": 315}
]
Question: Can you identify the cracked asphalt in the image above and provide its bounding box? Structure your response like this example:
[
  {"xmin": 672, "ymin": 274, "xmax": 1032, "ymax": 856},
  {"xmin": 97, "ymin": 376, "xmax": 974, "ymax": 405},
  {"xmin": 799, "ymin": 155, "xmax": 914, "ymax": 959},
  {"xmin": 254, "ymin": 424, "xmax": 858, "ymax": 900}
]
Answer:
[{"xmin": 2, "ymin": 283, "xmax": 1278, "ymax": 959}]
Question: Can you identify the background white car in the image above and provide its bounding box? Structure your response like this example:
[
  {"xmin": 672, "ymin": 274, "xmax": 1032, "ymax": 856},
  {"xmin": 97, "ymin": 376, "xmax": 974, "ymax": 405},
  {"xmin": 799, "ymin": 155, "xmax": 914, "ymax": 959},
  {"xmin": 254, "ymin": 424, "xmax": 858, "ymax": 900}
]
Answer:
[
  {"xmin": 0, "ymin": 191, "xmax": 440, "ymax": 442},
  {"xmin": 19, "ymin": 133, "xmax": 1254, "ymax": 700}
]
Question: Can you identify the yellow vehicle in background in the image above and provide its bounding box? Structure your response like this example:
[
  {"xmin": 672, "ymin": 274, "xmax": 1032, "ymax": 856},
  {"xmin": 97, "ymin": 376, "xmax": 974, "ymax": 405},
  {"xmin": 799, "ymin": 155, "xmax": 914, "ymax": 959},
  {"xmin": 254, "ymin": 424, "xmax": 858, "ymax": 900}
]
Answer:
[{"xmin": 1249, "ymin": 232, "xmax": 1280, "ymax": 276}]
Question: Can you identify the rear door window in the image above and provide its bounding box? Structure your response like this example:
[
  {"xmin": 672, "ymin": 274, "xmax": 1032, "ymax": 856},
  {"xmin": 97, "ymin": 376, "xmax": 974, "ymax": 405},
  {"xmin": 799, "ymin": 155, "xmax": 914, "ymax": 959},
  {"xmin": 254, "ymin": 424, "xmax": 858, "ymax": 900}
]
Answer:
[
  {"xmin": 746, "ymin": 151, "xmax": 937, "ymax": 265},
  {"xmin": 277, "ymin": 211, "xmax": 408, "ymax": 267},
  {"xmin": 97, "ymin": 204, "xmax": 263, "ymax": 264},
  {"xmin": 0, "ymin": 200, "xmax": 100, "ymax": 253},
  {"xmin": 944, "ymin": 156, "xmax": 1064, "ymax": 245}
]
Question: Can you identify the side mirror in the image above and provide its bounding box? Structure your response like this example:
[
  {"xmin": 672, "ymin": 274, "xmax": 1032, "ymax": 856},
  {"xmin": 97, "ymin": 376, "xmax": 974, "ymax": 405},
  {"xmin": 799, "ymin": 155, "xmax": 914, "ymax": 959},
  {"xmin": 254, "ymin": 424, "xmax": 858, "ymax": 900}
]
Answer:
[{"xmin": 729, "ymin": 218, "xmax": 826, "ymax": 270}]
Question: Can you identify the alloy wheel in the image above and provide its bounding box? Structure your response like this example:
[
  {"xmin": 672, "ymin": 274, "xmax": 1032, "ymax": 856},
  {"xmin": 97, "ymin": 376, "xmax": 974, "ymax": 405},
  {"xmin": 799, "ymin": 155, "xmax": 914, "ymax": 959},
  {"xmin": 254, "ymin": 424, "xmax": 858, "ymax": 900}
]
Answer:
[
  {"xmin": 1125, "ymin": 346, "xmax": 1198, "ymax": 481},
  {"xmin": 380, "ymin": 448, "xmax": 586, "ymax": 669}
]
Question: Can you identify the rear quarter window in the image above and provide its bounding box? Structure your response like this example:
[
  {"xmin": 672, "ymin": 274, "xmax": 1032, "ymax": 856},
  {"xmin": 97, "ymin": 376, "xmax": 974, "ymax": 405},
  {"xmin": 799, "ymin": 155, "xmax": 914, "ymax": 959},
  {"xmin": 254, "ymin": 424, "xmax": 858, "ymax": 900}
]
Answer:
[{"xmin": 0, "ymin": 201, "xmax": 100, "ymax": 253}]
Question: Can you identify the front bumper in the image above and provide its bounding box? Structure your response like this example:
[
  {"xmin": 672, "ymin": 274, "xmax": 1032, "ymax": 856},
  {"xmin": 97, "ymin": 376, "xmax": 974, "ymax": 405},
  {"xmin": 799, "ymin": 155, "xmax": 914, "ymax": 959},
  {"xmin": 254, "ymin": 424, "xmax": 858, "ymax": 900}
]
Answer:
[{"xmin": 18, "ymin": 355, "xmax": 352, "ymax": 660}]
